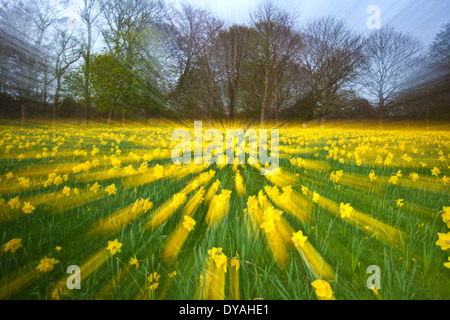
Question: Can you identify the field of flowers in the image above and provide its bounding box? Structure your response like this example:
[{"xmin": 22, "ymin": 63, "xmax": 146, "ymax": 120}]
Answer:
[{"xmin": 0, "ymin": 119, "xmax": 449, "ymax": 300}]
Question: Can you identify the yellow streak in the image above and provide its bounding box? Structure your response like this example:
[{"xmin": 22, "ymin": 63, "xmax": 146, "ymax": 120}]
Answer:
[
  {"xmin": 264, "ymin": 185, "xmax": 312, "ymax": 222},
  {"xmin": 229, "ymin": 258, "xmax": 240, "ymax": 300},
  {"xmin": 89, "ymin": 200, "xmax": 151, "ymax": 236},
  {"xmin": 182, "ymin": 188, "xmax": 205, "ymax": 217},
  {"xmin": 161, "ymin": 224, "xmax": 192, "ymax": 262},
  {"xmin": 307, "ymin": 190, "xmax": 406, "ymax": 248},
  {"xmin": 144, "ymin": 193, "xmax": 187, "ymax": 231},
  {"xmin": 95, "ymin": 267, "xmax": 129, "ymax": 300},
  {"xmin": 51, "ymin": 250, "xmax": 111, "ymax": 299},
  {"xmin": 204, "ymin": 180, "xmax": 221, "ymax": 203},
  {"xmin": 0, "ymin": 266, "xmax": 40, "ymax": 299}
]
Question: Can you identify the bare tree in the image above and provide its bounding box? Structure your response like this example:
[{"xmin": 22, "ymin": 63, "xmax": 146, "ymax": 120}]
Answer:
[
  {"xmin": 300, "ymin": 16, "xmax": 365, "ymax": 121},
  {"xmin": 430, "ymin": 21, "xmax": 450, "ymax": 66},
  {"xmin": 250, "ymin": 1, "xmax": 302, "ymax": 124},
  {"xmin": 210, "ymin": 25, "xmax": 257, "ymax": 119},
  {"xmin": 359, "ymin": 25, "xmax": 423, "ymax": 121},
  {"xmin": 77, "ymin": 0, "xmax": 103, "ymax": 124},
  {"xmin": 53, "ymin": 27, "xmax": 81, "ymax": 114},
  {"xmin": 170, "ymin": 3, "xmax": 224, "ymax": 117}
]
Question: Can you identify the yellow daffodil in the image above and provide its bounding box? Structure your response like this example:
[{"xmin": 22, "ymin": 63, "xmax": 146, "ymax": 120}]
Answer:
[
  {"xmin": 441, "ymin": 207, "xmax": 450, "ymax": 228},
  {"xmin": 311, "ymin": 280, "xmax": 333, "ymax": 300},
  {"xmin": 8, "ymin": 196, "xmax": 20, "ymax": 209},
  {"xmin": 90, "ymin": 182, "xmax": 101, "ymax": 193},
  {"xmin": 62, "ymin": 186, "xmax": 71, "ymax": 197},
  {"xmin": 444, "ymin": 257, "xmax": 450, "ymax": 269},
  {"xmin": 312, "ymin": 191, "xmax": 320, "ymax": 203},
  {"xmin": 183, "ymin": 215, "xmax": 196, "ymax": 231},
  {"xmin": 339, "ymin": 203, "xmax": 353, "ymax": 219},
  {"xmin": 431, "ymin": 167, "xmax": 441, "ymax": 176},
  {"xmin": 106, "ymin": 239, "xmax": 123, "ymax": 255},
  {"xmin": 105, "ymin": 183, "xmax": 117, "ymax": 195},
  {"xmin": 129, "ymin": 256, "xmax": 139, "ymax": 269},
  {"xmin": 4, "ymin": 238, "xmax": 22, "ymax": 253},
  {"xmin": 435, "ymin": 232, "xmax": 450, "ymax": 250},
  {"xmin": 36, "ymin": 257, "xmax": 59, "ymax": 272},
  {"xmin": 148, "ymin": 272, "xmax": 161, "ymax": 291},
  {"xmin": 410, "ymin": 172, "xmax": 419, "ymax": 182},
  {"xmin": 22, "ymin": 202, "xmax": 35, "ymax": 214},
  {"xmin": 292, "ymin": 230, "xmax": 308, "ymax": 248},
  {"xmin": 369, "ymin": 170, "xmax": 376, "ymax": 181},
  {"xmin": 168, "ymin": 271, "xmax": 177, "ymax": 278}
]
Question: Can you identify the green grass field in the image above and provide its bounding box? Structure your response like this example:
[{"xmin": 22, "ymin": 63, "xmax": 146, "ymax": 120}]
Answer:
[{"xmin": 0, "ymin": 120, "xmax": 449, "ymax": 300}]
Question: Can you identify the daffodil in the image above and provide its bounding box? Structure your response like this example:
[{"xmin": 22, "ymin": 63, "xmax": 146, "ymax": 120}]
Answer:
[
  {"xmin": 168, "ymin": 271, "xmax": 177, "ymax": 278},
  {"xmin": 208, "ymin": 247, "xmax": 228, "ymax": 273},
  {"xmin": 129, "ymin": 256, "xmax": 139, "ymax": 269},
  {"xmin": 311, "ymin": 280, "xmax": 333, "ymax": 300},
  {"xmin": 301, "ymin": 185, "xmax": 308, "ymax": 195},
  {"xmin": 8, "ymin": 196, "xmax": 20, "ymax": 209},
  {"xmin": 90, "ymin": 182, "xmax": 101, "ymax": 193},
  {"xmin": 105, "ymin": 183, "xmax": 117, "ymax": 195},
  {"xmin": 22, "ymin": 202, "xmax": 35, "ymax": 214},
  {"xmin": 183, "ymin": 215, "xmax": 196, "ymax": 231},
  {"xmin": 4, "ymin": 238, "xmax": 22, "ymax": 253},
  {"xmin": 444, "ymin": 257, "xmax": 450, "ymax": 269},
  {"xmin": 435, "ymin": 232, "xmax": 450, "ymax": 251},
  {"xmin": 410, "ymin": 172, "xmax": 419, "ymax": 182},
  {"xmin": 292, "ymin": 230, "xmax": 308, "ymax": 248},
  {"xmin": 441, "ymin": 207, "xmax": 450, "ymax": 228},
  {"xmin": 62, "ymin": 186, "xmax": 71, "ymax": 197},
  {"xmin": 389, "ymin": 176, "xmax": 399, "ymax": 184},
  {"xmin": 106, "ymin": 239, "xmax": 122, "ymax": 255},
  {"xmin": 312, "ymin": 191, "xmax": 320, "ymax": 203},
  {"xmin": 36, "ymin": 257, "xmax": 59, "ymax": 272},
  {"xmin": 339, "ymin": 203, "xmax": 353, "ymax": 219},
  {"xmin": 148, "ymin": 272, "xmax": 161, "ymax": 291},
  {"xmin": 431, "ymin": 167, "xmax": 441, "ymax": 176},
  {"xmin": 396, "ymin": 199, "xmax": 404, "ymax": 207}
]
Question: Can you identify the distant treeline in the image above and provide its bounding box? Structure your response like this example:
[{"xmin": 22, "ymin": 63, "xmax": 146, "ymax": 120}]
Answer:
[{"xmin": 0, "ymin": 0, "xmax": 449, "ymax": 124}]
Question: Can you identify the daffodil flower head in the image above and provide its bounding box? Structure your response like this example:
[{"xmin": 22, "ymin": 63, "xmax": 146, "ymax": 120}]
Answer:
[
  {"xmin": 4, "ymin": 238, "xmax": 22, "ymax": 253},
  {"xmin": 106, "ymin": 239, "xmax": 123, "ymax": 255},
  {"xmin": 311, "ymin": 280, "xmax": 333, "ymax": 300},
  {"xmin": 292, "ymin": 230, "xmax": 308, "ymax": 248}
]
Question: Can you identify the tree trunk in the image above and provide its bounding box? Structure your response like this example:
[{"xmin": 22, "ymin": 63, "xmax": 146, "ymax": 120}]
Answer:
[
  {"xmin": 260, "ymin": 68, "xmax": 270, "ymax": 126},
  {"xmin": 20, "ymin": 104, "xmax": 26, "ymax": 125},
  {"xmin": 107, "ymin": 109, "xmax": 114, "ymax": 125}
]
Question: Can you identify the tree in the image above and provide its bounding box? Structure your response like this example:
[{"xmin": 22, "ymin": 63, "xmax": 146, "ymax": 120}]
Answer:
[
  {"xmin": 359, "ymin": 25, "xmax": 423, "ymax": 121},
  {"xmin": 98, "ymin": 0, "xmax": 171, "ymax": 120},
  {"xmin": 169, "ymin": 3, "xmax": 224, "ymax": 117},
  {"xmin": 395, "ymin": 21, "xmax": 450, "ymax": 121},
  {"xmin": 300, "ymin": 16, "xmax": 365, "ymax": 120},
  {"xmin": 251, "ymin": 1, "xmax": 303, "ymax": 124},
  {"xmin": 210, "ymin": 25, "xmax": 256, "ymax": 119},
  {"xmin": 430, "ymin": 21, "xmax": 450, "ymax": 66},
  {"xmin": 52, "ymin": 28, "xmax": 81, "ymax": 117},
  {"xmin": 78, "ymin": 0, "xmax": 104, "ymax": 123}
]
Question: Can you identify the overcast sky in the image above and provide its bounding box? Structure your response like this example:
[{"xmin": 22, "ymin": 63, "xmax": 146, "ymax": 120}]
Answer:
[{"xmin": 173, "ymin": 0, "xmax": 450, "ymax": 45}]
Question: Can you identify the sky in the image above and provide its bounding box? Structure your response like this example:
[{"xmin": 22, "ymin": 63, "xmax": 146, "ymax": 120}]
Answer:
[{"xmin": 173, "ymin": 0, "xmax": 450, "ymax": 45}]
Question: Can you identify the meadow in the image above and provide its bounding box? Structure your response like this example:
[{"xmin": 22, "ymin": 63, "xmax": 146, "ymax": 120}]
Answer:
[{"xmin": 0, "ymin": 119, "xmax": 449, "ymax": 300}]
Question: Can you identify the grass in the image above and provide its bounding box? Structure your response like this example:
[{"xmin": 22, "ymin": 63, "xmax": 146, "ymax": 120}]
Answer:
[{"xmin": 0, "ymin": 119, "xmax": 449, "ymax": 300}]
